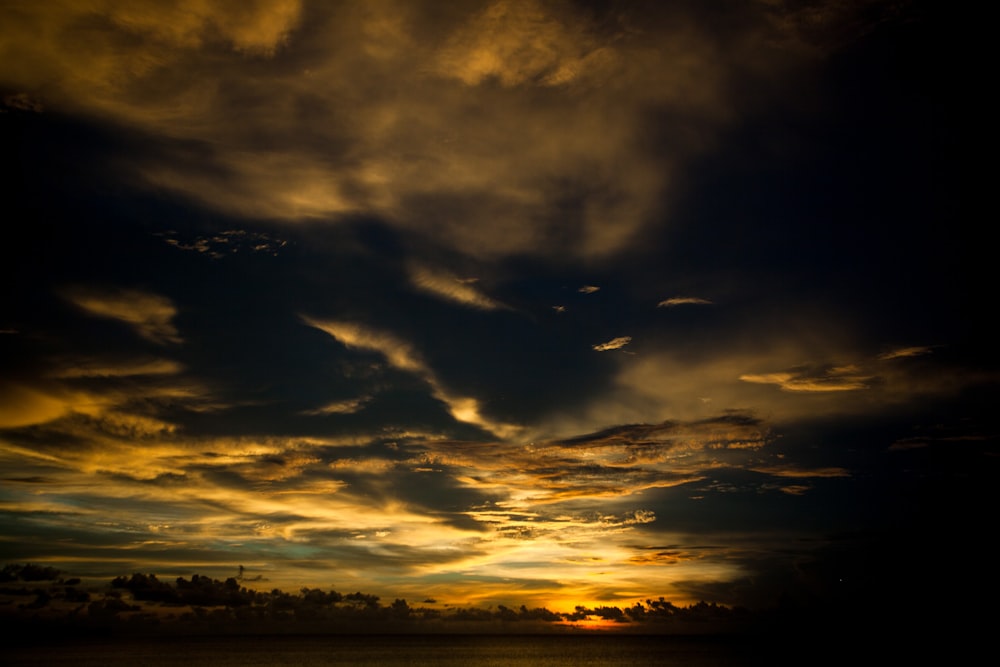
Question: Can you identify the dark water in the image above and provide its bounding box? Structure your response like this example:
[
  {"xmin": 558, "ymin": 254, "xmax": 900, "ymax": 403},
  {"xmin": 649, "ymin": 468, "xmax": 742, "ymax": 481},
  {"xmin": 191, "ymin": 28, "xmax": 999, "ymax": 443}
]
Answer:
[{"xmin": 0, "ymin": 633, "xmax": 786, "ymax": 666}]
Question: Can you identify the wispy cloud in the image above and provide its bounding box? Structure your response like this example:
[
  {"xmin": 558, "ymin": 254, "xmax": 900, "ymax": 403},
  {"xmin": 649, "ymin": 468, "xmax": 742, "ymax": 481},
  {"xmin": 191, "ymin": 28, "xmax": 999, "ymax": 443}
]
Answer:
[
  {"xmin": 749, "ymin": 464, "xmax": 851, "ymax": 478},
  {"xmin": 878, "ymin": 345, "xmax": 934, "ymax": 361},
  {"xmin": 301, "ymin": 316, "xmax": 520, "ymax": 439},
  {"xmin": 300, "ymin": 396, "xmax": 371, "ymax": 416},
  {"xmin": 62, "ymin": 287, "xmax": 182, "ymax": 345},
  {"xmin": 578, "ymin": 286, "xmax": 600, "ymax": 294},
  {"xmin": 301, "ymin": 317, "xmax": 424, "ymax": 373},
  {"xmin": 408, "ymin": 265, "xmax": 505, "ymax": 310},
  {"xmin": 425, "ymin": 417, "xmax": 768, "ymax": 507},
  {"xmin": 593, "ymin": 336, "xmax": 631, "ymax": 352},
  {"xmin": 657, "ymin": 296, "xmax": 713, "ymax": 308},
  {"xmin": 51, "ymin": 357, "xmax": 183, "ymax": 378},
  {"xmin": 739, "ymin": 366, "xmax": 871, "ymax": 392}
]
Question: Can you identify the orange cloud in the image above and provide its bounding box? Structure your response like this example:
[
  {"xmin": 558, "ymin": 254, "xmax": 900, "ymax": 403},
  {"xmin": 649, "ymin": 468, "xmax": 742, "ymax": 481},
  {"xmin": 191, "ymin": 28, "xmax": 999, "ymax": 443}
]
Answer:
[{"xmin": 62, "ymin": 286, "xmax": 182, "ymax": 345}]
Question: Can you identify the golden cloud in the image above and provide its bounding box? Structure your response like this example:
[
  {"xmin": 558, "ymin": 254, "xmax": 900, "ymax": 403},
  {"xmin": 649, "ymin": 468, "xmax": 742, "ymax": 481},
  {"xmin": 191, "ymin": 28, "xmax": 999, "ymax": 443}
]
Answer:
[
  {"xmin": 302, "ymin": 316, "xmax": 521, "ymax": 438},
  {"xmin": 738, "ymin": 371, "xmax": 871, "ymax": 392},
  {"xmin": 593, "ymin": 336, "xmax": 631, "ymax": 352},
  {"xmin": 62, "ymin": 286, "xmax": 182, "ymax": 345},
  {"xmin": 0, "ymin": 384, "xmax": 73, "ymax": 429},
  {"xmin": 408, "ymin": 265, "xmax": 505, "ymax": 310}
]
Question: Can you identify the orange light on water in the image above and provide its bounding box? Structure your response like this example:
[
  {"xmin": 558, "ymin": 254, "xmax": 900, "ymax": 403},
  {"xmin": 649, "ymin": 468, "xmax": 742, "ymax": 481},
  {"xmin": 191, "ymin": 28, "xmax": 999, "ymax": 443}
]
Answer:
[{"xmin": 556, "ymin": 617, "xmax": 627, "ymax": 632}]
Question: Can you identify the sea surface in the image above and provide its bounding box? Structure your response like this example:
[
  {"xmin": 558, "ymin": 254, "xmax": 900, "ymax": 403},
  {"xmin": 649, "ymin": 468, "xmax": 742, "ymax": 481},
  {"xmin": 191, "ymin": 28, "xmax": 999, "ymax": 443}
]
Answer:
[{"xmin": 0, "ymin": 633, "xmax": 795, "ymax": 666}]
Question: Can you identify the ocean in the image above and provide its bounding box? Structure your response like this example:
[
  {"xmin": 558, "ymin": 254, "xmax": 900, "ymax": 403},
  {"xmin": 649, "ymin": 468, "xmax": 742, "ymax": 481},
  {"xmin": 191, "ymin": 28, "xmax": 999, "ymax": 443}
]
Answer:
[{"xmin": 1, "ymin": 633, "xmax": 792, "ymax": 666}]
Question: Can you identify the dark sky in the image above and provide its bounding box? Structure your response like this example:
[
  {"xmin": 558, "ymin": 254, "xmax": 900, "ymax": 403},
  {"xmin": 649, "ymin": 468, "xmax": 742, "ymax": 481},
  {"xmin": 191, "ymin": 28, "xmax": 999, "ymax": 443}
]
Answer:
[{"xmin": 0, "ymin": 0, "xmax": 987, "ymax": 612}]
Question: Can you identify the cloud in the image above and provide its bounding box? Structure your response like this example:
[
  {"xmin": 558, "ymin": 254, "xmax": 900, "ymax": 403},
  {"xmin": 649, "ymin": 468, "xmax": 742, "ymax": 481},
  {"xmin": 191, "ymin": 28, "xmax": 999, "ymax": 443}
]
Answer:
[
  {"xmin": 3, "ymin": 92, "xmax": 43, "ymax": 112},
  {"xmin": 432, "ymin": 0, "xmax": 615, "ymax": 88},
  {"xmin": 592, "ymin": 336, "xmax": 631, "ymax": 352},
  {"xmin": 0, "ymin": 371, "xmax": 199, "ymax": 437},
  {"xmin": 301, "ymin": 316, "xmax": 520, "ymax": 439},
  {"xmin": 62, "ymin": 287, "xmax": 182, "ymax": 345},
  {"xmin": 554, "ymin": 324, "xmax": 981, "ymax": 439},
  {"xmin": 0, "ymin": 384, "xmax": 73, "ymax": 429},
  {"xmin": 421, "ymin": 416, "xmax": 767, "ymax": 508},
  {"xmin": 0, "ymin": 0, "xmax": 877, "ymax": 262},
  {"xmin": 158, "ymin": 229, "xmax": 288, "ymax": 258},
  {"xmin": 300, "ymin": 396, "xmax": 371, "ymax": 416},
  {"xmin": 408, "ymin": 265, "xmax": 505, "ymax": 310},
  {"xmin": 50, "ymin": 357, "xmax": 183, "ymax": 378},
  {"xmin": 0, "ymin": 352, "xmax": 219, "ymax": 469},
  {"xmin": 0, "ymin": 0, "xmax": 302, "ymax": 93},
  {"xmin": 748, "ymin": 464, "xmax": 850, "ymax": 479},
  {"xmin": 738, "ymin": 366, "xmax": 871, "ymax": 392},
  {"xmin": 877, "ymin": 345, "xmax": 935, "ymax": 361},
  {"xmin": 578, "ymin": 286, "xmax": 600, "ymax": 294},
  {"xmin": 301, "ymin": 317, "xmax": 424, "ymax": 374},
  {"xmin": 657, "ymin": 297, "xmax": 713, "ymax": 308},
  {"xmin": 102, "ymin": 0, "xmax": 304, "ymax": 56}
]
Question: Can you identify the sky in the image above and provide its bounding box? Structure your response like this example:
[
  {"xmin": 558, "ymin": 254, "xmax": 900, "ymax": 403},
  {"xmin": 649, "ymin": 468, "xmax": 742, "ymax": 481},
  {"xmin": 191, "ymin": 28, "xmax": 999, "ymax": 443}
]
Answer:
[{"xmin": 0, "ymin": 0, "xmax": 987, "ymax": 615}]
